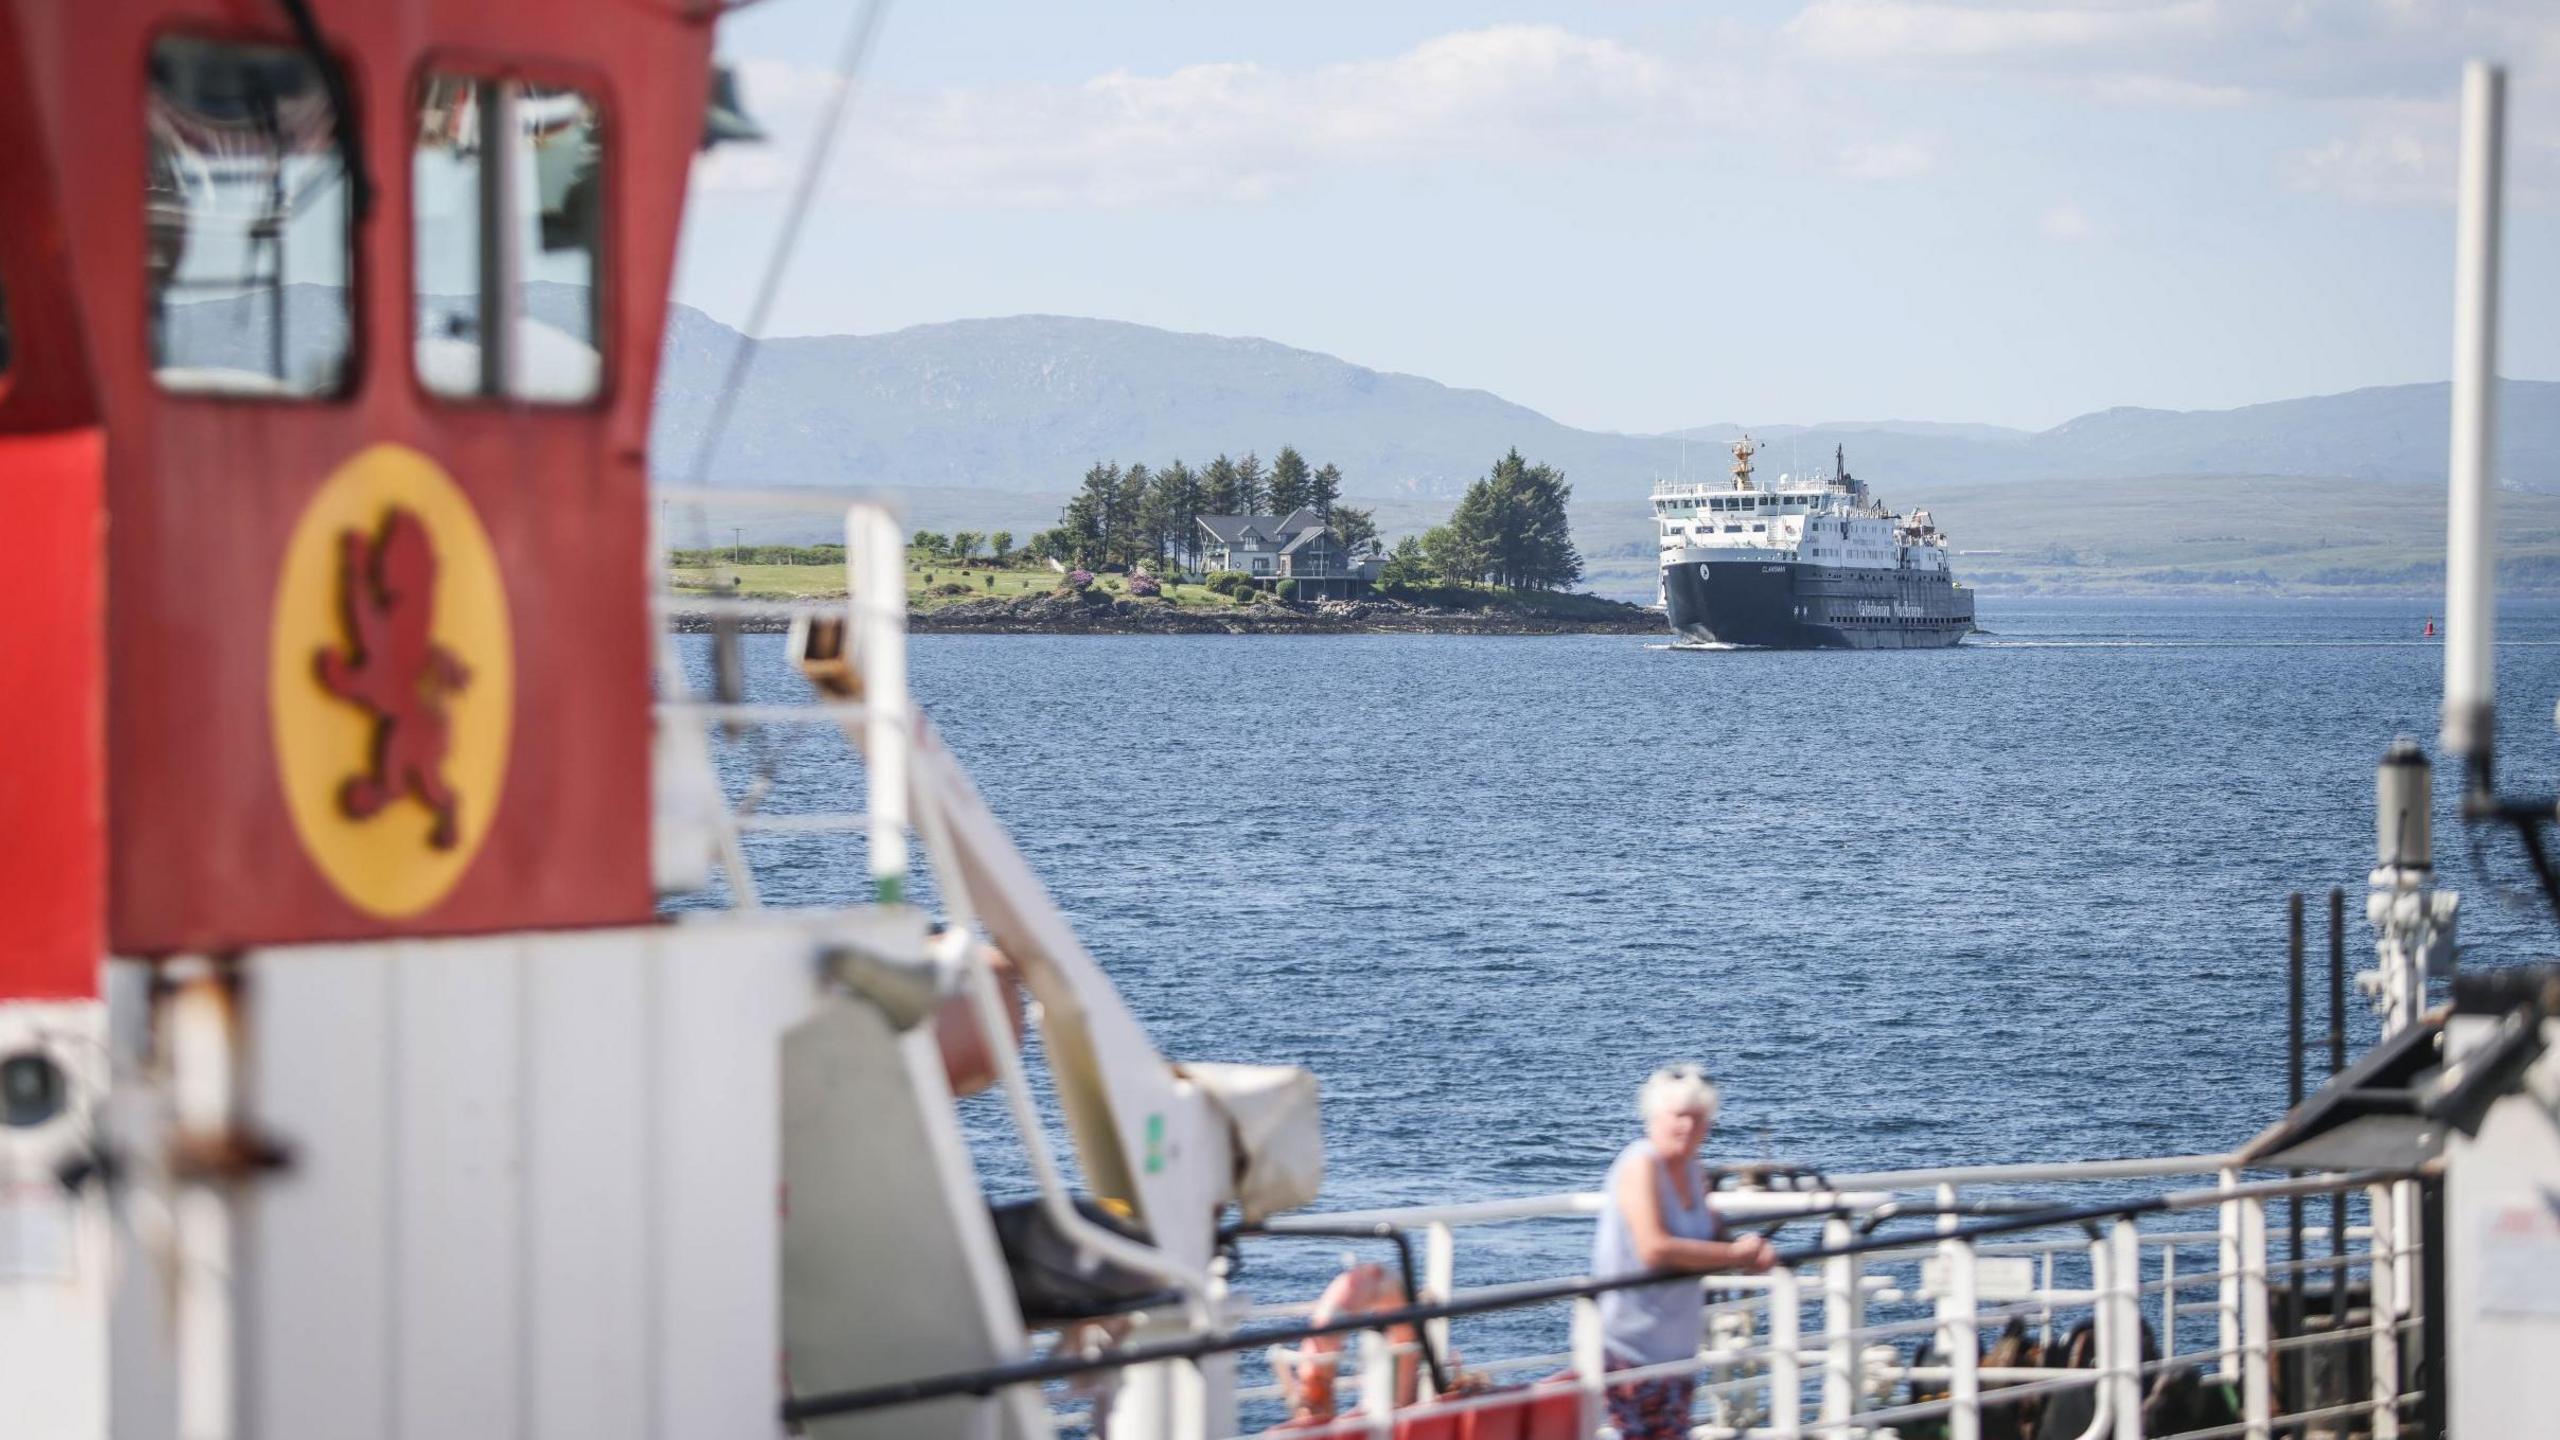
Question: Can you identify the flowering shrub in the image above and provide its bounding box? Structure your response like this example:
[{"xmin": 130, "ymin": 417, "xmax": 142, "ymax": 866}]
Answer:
[
  {"xmin": 1065, "ymin": 569, "xmax": 1095, "ymax": 590},
  {"xmin": 1126, "ymin": 573, "xmax": 1161, "ymax": 597}
]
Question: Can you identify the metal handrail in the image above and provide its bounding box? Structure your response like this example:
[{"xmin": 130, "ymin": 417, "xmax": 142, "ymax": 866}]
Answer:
[
  {"xmin": 1265, "ymin": 1152, "xmax": 2244, "ymax": 1236},
  {"xmin": 779, "ymin": 1168, "xmax": 2411, "ymax": 1425}
]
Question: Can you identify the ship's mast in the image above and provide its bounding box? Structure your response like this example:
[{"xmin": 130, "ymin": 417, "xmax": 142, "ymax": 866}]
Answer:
[
  {"xmin": 1833, "ymin": 443, "xmax": 1870, "ymax": 508},
  {"xmin": 1731, "ymin": 434, "xmax": 1757, "ymax": 492}
]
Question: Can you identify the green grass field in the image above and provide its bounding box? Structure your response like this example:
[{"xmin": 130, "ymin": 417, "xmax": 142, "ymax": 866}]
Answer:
[
  {"xmin": 663, "ymin": 556, "xmax": 1643, "ymax": 615},
  {"xmin": 666, "ymin": 558, "xmax": 1243, "ymax": 608}
]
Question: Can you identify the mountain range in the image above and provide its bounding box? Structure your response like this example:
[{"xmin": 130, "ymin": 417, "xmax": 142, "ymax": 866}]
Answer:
[{"xmin": 649, "ymin": 301, "xmax": 2560, "ymax": 504}]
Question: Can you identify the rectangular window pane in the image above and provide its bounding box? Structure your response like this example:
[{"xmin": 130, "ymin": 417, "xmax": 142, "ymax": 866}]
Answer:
[
  {"xmin": 148, "ymin": 35, "xmax": 352, "ymax": 397},
  {"xmin": 415, "ymin": 75, "xmax": 602, "ymax": 403}
]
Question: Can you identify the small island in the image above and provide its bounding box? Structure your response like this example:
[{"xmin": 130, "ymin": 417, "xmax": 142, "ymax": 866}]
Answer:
[{"xmin": 668, "ymin": 448, "xmax": 1660, "ymax": 636}]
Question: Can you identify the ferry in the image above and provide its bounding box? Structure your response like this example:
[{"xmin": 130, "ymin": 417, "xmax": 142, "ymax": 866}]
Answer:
[
  {"xmin": 1, "ymin": 5, "xmax": 2553, "ymax": 1437},
  {"xmin": 1655, "ymin": 441, "xmax": 1975, "ymax": 649}
]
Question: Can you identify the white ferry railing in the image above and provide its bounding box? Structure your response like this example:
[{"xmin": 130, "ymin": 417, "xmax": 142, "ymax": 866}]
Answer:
[
  {"xmin": 742, "ymin": 1122, "xmax": 2416, "ymax": 1434},
  {"xmin": 881, "ymin": 1164, "xmax": 2423, "ymax": 1439},
  {"xmin": 1108, "ymin": 1162, "xmax": 2420, "ymax": 1440}
]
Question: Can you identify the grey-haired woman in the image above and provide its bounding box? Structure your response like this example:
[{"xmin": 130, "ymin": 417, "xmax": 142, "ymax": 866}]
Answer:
[{"xmin": 1589, "ymin": 1064, "xmax": 1776, "ymax": 1440}]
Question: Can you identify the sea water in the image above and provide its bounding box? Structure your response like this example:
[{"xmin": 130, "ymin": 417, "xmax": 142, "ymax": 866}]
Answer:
[{"xmin": 679, "ymin": 594, "xmax": 2560, "ymax": 1385}]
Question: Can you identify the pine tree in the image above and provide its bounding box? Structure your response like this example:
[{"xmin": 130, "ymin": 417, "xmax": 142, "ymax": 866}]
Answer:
[
  {"xmin": 1454, "ymin": 477, "xmax": 1502, "ymax": 585},
  {"xmin": 1426, "ymin": 512, "xmax": 1488, "ymax": 585},
  {"xmin": 1268, "ymin": 446, "xmax": 1312, "ymax": 516},
  {"xmin": 1444, "ymin": 450, "xmax": 1581, "ymax": 590},
  {"xmin": 1147, "ymin": 462, "xmax": 1196, "ymax": 571},
  {"xmin": 1235, "ymin": 452, "xmax": 1268, "ymax": 514},
  {"xmin": 1311, "ymin": 462, "xmax": 1343, "ymax": 524},
  {"xmin": 1064, "ymin": 462, "xmax": 1118, "ymax": 568},
  {"xmin": 1519, "ymin": 458, "xmax": 1582, "ymax": 590},
  {"xmin": 1113, "ymin": 463, "xmax": 1151, "ymax": 569},
  {"xmin": 1381, "ymin": 534, "xmax": 1430, "ymax": 588},
  {"xmin": 1158, "ymin": 459, "xmax": 1203, "ymax": 570},
  {"xmin": 1330, "ymin": 504, "xmax": 1381, "ymax": 557},
  {"xmin": 1201, "ymin": 454, "xmax": 1243, "ymax": 515}
]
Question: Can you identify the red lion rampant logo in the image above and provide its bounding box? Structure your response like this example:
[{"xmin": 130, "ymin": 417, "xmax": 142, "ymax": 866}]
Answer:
[{"xmin": 313, "ymin": 508, "xmax": 472, "ymax": 849}]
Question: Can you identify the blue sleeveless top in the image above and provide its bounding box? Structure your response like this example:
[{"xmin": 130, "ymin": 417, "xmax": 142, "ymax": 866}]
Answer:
[{"xmin": 1591, "ymin": 1140, "xmax": 1722, "ymax": 1365}]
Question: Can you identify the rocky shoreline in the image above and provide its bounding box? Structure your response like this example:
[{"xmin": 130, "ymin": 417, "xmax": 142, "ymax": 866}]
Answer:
[{"xmin": 668, "ymin": 590, "xmax": 1663, "ymax": 637}]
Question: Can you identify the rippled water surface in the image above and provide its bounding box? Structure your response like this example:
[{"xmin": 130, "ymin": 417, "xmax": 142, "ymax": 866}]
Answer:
[{"xmin": 681, "ymin": 595, "xmax": 2560, "ymax": 1336}]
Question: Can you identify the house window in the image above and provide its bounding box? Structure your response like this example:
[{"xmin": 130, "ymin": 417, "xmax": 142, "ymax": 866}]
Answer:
[
  {"xmin": 1252, "ymin": 557, "xmax": 1270, "ymax": 575},
  {"xmin": 147, "ymin": 35, "xmax": 353, "ymax": 397},
  {"xmin": 414, "ymin": 72, "xmax": 604, "ymax": 403}
]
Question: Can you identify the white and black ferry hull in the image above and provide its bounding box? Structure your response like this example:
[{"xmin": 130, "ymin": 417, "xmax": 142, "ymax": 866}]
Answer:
[{"xmin": 1662, "ymin": 556, "xmax": 1973, "ymax": 650}]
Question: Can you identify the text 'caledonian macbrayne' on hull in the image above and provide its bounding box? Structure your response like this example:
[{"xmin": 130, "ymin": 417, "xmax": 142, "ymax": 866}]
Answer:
[{"xmin": 1655, "ymin": 438, "xmax": 1974, "ymax": 649}]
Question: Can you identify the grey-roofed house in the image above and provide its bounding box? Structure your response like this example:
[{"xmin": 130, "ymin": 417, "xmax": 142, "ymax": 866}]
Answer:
[{"xmin": 1196, "ymin": 508, "xmax": 1371, "ymax": 600}]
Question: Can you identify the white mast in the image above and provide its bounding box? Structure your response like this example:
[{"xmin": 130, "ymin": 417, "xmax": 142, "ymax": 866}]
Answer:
[{"xmin": 2442, "ymin": 61, "xmax": 2504, "ymax": 765}]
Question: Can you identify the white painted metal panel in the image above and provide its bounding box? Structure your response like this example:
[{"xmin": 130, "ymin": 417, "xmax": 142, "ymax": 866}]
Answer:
[
  {"xmin": 650, "ymin": 921, "xmax": 826, "ymax": 1440},
  {"xmin": 391, "ymin": 938, "xmax": 526, "ymax": 1438},
  {"xmin": 105, "ymin": 916, "xmax": 834, "ymax": 1440},
  {"xmin": 523, "ymin": 932, "xmax": 651, "ymax": 1440},
  {"xmin": 236, "ymin": 948, "xmax": 396, "ymax": 1440}
]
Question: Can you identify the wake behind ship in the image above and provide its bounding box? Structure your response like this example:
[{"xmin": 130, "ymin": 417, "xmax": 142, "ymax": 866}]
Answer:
[{"xmin": 1657, "ymin": 438, "xmax": 1974, "ymax": 648}]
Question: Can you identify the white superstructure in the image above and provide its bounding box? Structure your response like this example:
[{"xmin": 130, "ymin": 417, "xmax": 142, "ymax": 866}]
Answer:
[{"xmin": 1652, "ymin": 441, "xmax": 1956, "ymax": 578}]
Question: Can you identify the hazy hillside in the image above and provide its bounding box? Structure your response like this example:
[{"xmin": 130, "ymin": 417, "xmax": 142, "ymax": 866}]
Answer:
[
  {"xmin": 2022, "ymin": 385, "xmax": 2560, "ymax": 487},
  {"xmin": 648, "ymin": 307, "xmax": 2083, "ymax": 499},
  {"xmin": 645, "ymin": 303, "xmax": 2560, "ymax": 501},
  {"xmin": 650, "ymin": 308, "xmax": 1683, "ymax": 501}
]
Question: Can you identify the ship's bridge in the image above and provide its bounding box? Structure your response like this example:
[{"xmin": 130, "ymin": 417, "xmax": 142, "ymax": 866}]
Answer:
[{"xmin": 1650, "ymin": 481, "xmax": 1842, "ymax": 519}]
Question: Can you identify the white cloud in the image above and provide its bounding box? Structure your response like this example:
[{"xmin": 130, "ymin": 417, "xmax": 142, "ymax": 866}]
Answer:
[
  {"xmin": 2039, "ymin": 203, "xmax": 2097, "ymax": 241},
  {"xmin": 689, "ymin": 7, "xmax": 2560, "ymax": 216},
  {"xmin": 2283, "ymin": 99, "xmax": 2560, "ymax": 207},
  {"xmin": 698, "ymin": 24, "xmax": 1964, "ymax": 209},
  {"xmin": 1785, "ymin": 0, "xmax": 2217, "ymax": 67},
  {"xmin": 703, "ymin": 26, "xmax": 1755, "ymax": 208},
  {"xmin": 1777, "ymin": 0, "xmax": 2560, "ymax": 209}
]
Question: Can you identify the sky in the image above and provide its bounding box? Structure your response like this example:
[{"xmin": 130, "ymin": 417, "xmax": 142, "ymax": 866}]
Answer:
[{"xmin": 672, "ymin": 1, "xmax": 2560, "ymax": 435}]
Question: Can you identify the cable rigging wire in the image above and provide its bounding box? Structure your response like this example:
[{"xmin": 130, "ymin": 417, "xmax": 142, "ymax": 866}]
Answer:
[{"xmin": 675, "ymin": 0, "xmax": 892, "ymax": 502}]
